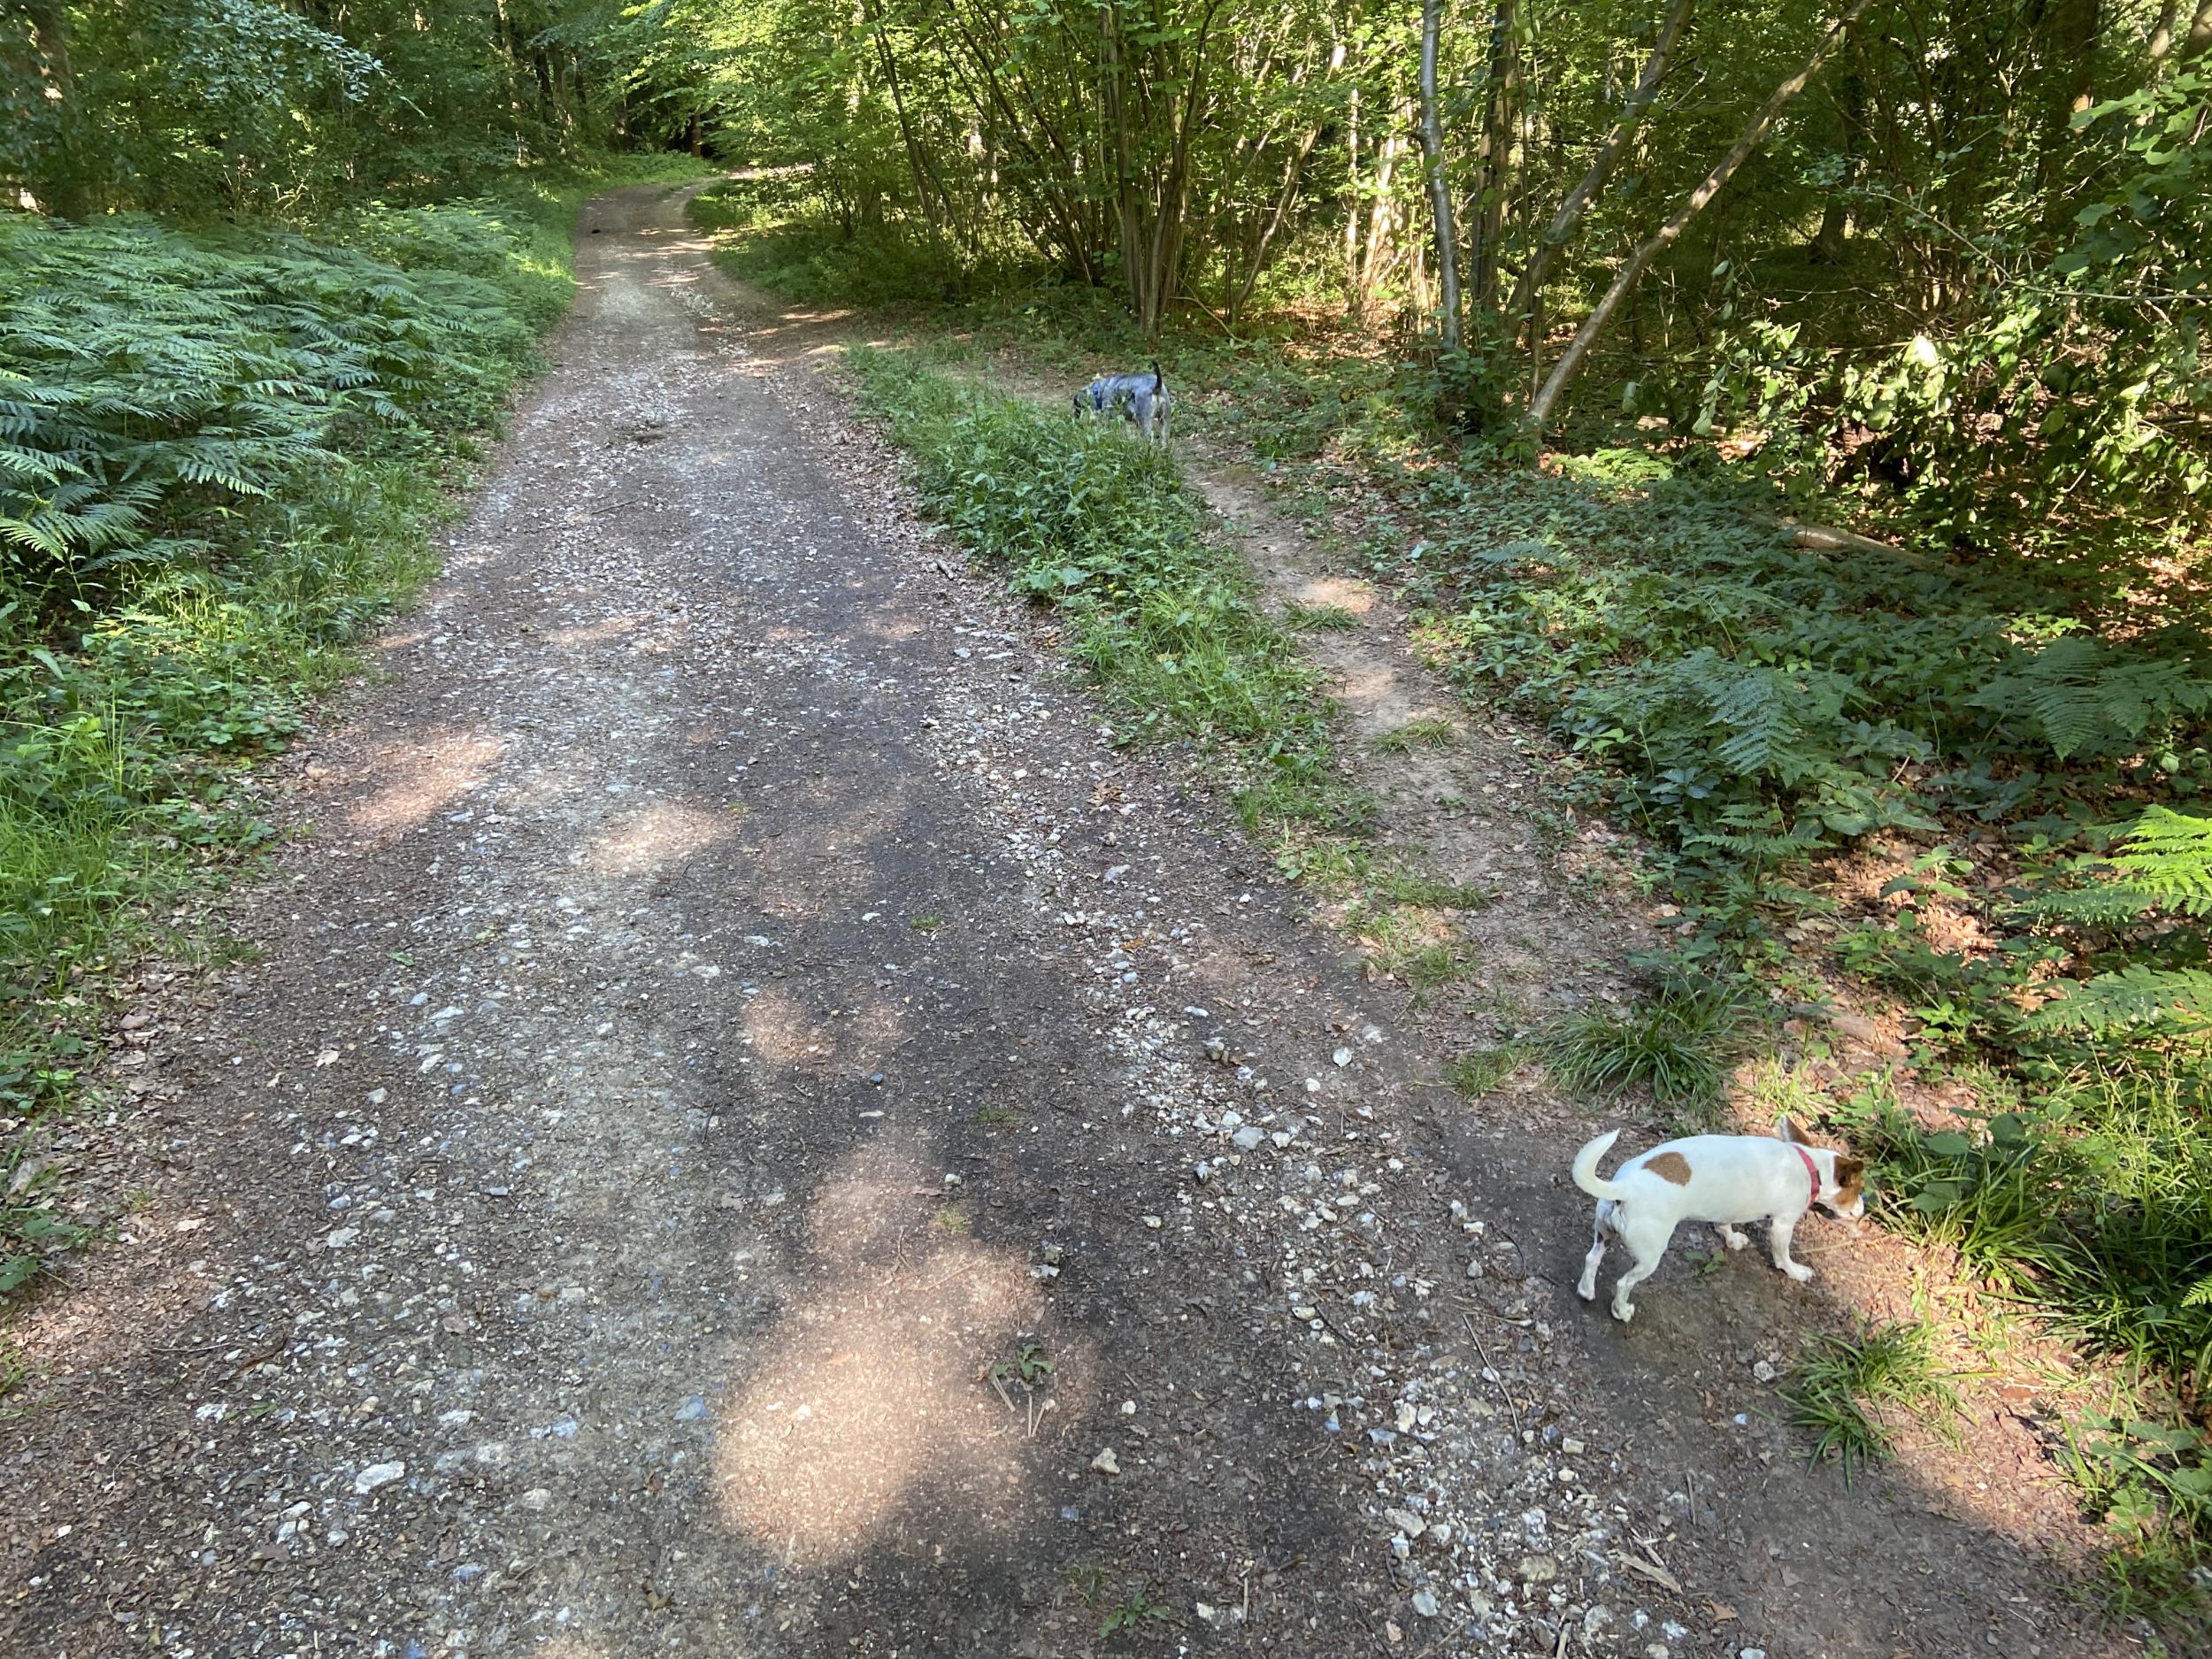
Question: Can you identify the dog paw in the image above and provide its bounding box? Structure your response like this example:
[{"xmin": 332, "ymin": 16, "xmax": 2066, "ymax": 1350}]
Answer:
[
  {"xmin": 1784, "ymin": 1262, "xmax": 1815, "ymax": 1283},
  {"xmin": 1576, "ymin": 1278, "xmax": 1597, "ymax": 1302},
  {"xmin": 1717, "ymin": 1227, "xmax": 1749, "ymax": 1252},
  {"xmin": 1610, "ymin": 1301, "xmax": 1636, "ymax": 1324}
]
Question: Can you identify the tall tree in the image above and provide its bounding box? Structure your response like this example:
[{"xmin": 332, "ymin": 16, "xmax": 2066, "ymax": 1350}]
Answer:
[{"xmin": 1418, "ymin": 0, "xmax": 1463, "ymax": 349}]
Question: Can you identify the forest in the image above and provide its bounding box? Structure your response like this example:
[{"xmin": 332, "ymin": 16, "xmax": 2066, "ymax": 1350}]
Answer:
[{"xmin": 3, "ymin": 0, "xmax": 2210, "ymax": 1635}]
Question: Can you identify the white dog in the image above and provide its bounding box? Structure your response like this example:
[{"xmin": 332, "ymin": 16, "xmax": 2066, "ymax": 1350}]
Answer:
[{"xmin": 1572, "ymin": 1118, "xmax": 1865, "ymax": 1322}]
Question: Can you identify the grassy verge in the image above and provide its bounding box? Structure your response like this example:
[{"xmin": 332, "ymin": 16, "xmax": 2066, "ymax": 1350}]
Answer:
[
  {"xmin": 0, "ymin": 152, "xmax": 711, "ymax": 1302},
  {"xmin": 845, "ymin": 346, "xmax": 1355, "ymax": 834},
  {"xmin": 697, "ymin": 180, "xmax": 2212, "ymax": 1628}
]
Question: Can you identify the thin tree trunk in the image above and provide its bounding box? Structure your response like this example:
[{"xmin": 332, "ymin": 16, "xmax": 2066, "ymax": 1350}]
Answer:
[
  {"xmin": 2039, "ymin": 0, "xmax": 2101, "ymax": 193},
  {"xmin": 1231, "ymin": 119, "xmax": 1325, "ymax": 324},
  {"xmin": 25, "ymin": 0, "xmax": 88, "ymax": 217},
  {"xmin": 1361, "ymin": 127, "xmax": 1403, "ymax": 307},
  {"xmin": 1526, "ymin": 0, "xmax": 1876, "ymax": 428},
  {"xmin": 1466, "ymin": 0, "xmax": 1517, "ymax": 311},
  {"xmin": 1506, "ymin": 0, "xmax": 1694, "ymax": 333},
  {"xmin": 1101, "ymin": 4, "xmax": 1143, "ymax": 307},
  {"xmin": 2149, "ymin": 0, "xmax": 2181, "ymax": 58},
  {"xmin": 861, "ymin": 0, "xmax": 947, "ymax": 247},
  {"xmin": 1418, "ymin": 0, "xmax": 1463, "ymax": 349},
  {"xmin": 1345, "ymin": 81, "xmax": 1364, "ymax": 311}
]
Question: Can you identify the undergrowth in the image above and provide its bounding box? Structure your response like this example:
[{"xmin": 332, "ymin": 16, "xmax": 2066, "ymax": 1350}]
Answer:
[
  {"xmin": 0, "ymin": 153, "xmax": 708, "ymax": 1300},
  {"xmin": 844, "ymin": 348, "xmax": 1345, "ymax": 831}
]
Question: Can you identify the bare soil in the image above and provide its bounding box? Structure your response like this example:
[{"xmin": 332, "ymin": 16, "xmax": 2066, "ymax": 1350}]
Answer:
[{"xmin": 0, "ymin": 183, "xmax": 2139, "ymax": 1659}]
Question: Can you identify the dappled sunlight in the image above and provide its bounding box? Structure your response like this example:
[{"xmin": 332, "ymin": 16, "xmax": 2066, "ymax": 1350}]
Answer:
[
  {"xmin": 715, "ymin": 1140, "xmax": 1088, "ymax": 1567},
  {"xmin": 1328, "ymin": 659, "xmax": 1416, "ymax": 716},
  {"xmin": 575, "ymin": 799, "xmax": 736, "ymax": 879},
  {"xmin": 525, "ymin": 1635, "xmax": 616, "ymax": 1659},
  {"xmin": 541, "ymin": 615, "xmax": 646, "ymax": 650},
  {"xmin": 1294, "ymin": 574, "xmax": 1376, "ymax": 614},
  {"xmin": 739, "ymin": 983, "xmax": 835, "ymax": 1066},
  {"xmin": 348, "ymin": 726, "xmax": 503, "ymax": 843}
]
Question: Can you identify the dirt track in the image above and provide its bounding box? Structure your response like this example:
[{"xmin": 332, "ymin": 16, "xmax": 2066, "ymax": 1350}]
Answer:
[{"xmin": 0, "ymin": 183, "xmax": 2127, "ymax": 1659}]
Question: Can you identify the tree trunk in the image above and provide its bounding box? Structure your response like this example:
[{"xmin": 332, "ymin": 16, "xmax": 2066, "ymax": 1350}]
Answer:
[
  {"xmin": 1230, "ymin": 119, "xmax": 1325, "ymax": 325},
  {"xmin": 1525, "ymin": 0, "xmax": 1877, "ymax": 429},
  {"xmin": 1811, "ymin": 66, "xmax": 1864, "ymax": 262},
  {"xmin": 23, "ymin": 0, "xmax": 88, "ymax": 218},
  {"xmin": 1466, "ymin": 0, "xmax": 1517, "ymax": 312},
  {"xmin": 1100, "ymin": 4, "xmax": 1143, "ymax": 311},
  {"xmin": 862, "ymin": 0, "xmax": 948, "ymax": 248},
  {"xmin": 1418, "ymin": 0, "xmax": 1463, "ymax": 349},
  {"xmin": 2165, "ymin": 0, "xmax": 2212, "ymax": 63},
  {"xmin": 1360, "ymin": 127, "xmax": 1403, "ymax": 310},
  {"xmin": 1506, "ymin": 0, "xmax": 1694, "ymax": 333},
  {"xmin": 2039, "ymin": 0, "xmax": 2100, "ymax": 193}
]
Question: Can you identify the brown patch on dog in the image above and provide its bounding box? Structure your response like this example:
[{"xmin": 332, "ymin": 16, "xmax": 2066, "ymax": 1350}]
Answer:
[
  {"xmin": 1833, "ymin": 1155, "xmax": 1866, "ymax": 1207},
  {"xmin": 1645, "ymin": 1151, "xmax": 1694, "ymax": 1187}
]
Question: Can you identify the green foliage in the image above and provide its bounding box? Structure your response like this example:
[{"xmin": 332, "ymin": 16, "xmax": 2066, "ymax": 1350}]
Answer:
[
  {"xmin": 1838, "ymin": 1064, "xmax": 2212, "ymax": 1402},
  {"xmin": 1540, "ymin": 972, "xmax": 1757, "ymax": 1112},
  {"xmin": 2, "ymin": 2, "xmax": 703, "ymax": 220},
  {"xmin": 848, "ymin": 348, "xmax": 1338, "ymax": 808},
  {"xmin": 0, "ymin": 213, "xmax": 546, "ymax": 594},
  {"xmin": 1785, "ymin": 1319, "xmax": 1962, "ymax": 1484},
  {"xmin": 2068, "ymin": 1413, "xmax": 2212, "ymax": 1636}
]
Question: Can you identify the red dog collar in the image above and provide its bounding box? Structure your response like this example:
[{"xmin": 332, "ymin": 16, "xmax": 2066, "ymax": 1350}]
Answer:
[{"xmin": 1793, "ymin": 1142, "xmax": 1822, "ymax": 1199}]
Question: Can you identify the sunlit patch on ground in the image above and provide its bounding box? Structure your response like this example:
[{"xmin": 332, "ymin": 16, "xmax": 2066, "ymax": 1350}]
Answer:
[
  {"xmin": 541, "ymin": 615, "xmax": 646, "ymax": 649},
  {"xmin": 1294, "ymin": 574, "xmax": 1375, "ymax": 614},
  {"xmin": 348, "ymin": 727, "xmax": 503, "ymax": 842},
  {"xmin": 736, "ymin": 984, "xmax": 836, "ymax": 1066},
  {"xmin": 575, "ymin": 800, "xmax": 736, "ymax": 879},
  {"xmin": 715, "ymin": 1141, "xmax": 1087, "ymax": 1567}
]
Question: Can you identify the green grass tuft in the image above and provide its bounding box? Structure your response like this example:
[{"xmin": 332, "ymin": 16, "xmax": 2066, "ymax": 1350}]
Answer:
[
  {"xmin": 1540, "ymin": 974, "xmax": 1756, "ymax": 1112},
  {"xmin": 1785, "ymin": 1320, "xmax": 1962, "ymax": 1484},
  {"xmin": 1373, "ymin": 715, "xmax": 1458, "ymax": 752},
  {"xmin": 1445, "ymin": 1047, "xmax": 1523, "ymax": 1099},
  {"xmin": 1281, "ymin": 601, "xmax": 1361, "ymax": 632}
]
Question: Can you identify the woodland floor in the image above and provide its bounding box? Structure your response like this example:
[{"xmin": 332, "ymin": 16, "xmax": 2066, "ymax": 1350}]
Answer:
[{"xmin": 0, "ymin": 182, "xmax": 2146, "ymax": 1659}]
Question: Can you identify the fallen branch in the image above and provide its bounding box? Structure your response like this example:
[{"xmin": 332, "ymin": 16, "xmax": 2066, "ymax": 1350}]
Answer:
[{"xmin": 1785, "ymin": 519, "xmax": 1943, "ymax": 571}]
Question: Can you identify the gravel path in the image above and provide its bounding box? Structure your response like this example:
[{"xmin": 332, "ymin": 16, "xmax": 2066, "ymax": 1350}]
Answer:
[{"xmin": 0, "ymin": 184, "xmax": 2126, "ymax": 1659}]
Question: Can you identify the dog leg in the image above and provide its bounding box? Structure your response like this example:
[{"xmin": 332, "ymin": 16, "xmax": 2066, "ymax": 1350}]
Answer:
[
  {"xmin": 1715, "ymin": 1224, "xmax": 1751, "ymax": 1253},
  {"xmin": 1609, "ymin": 1217, "xmax": 1677, "ymax": 1323},
  {"xmin": 1577, "ymin": 1213, "xmax": 1607, "ymax": 1302},
  {"xmin": 1768, "ymin": 1210, "xmax": 1815, "ymax": 1283}
]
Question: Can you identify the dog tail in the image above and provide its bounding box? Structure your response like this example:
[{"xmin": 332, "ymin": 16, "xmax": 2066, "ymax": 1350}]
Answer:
[
  {"xmin": 1150, "ymin": 358, "xmax": 1164, "ymax": 392},
  {"xmin": 1571, "ymin": 1129, "xmax": 1626, "ymax": 1201}
]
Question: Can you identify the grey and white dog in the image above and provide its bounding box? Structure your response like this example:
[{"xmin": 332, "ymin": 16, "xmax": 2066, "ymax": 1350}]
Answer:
[{"xmin": 1072, "ymin": 360, "xmax": 1171, "ymax": 444}]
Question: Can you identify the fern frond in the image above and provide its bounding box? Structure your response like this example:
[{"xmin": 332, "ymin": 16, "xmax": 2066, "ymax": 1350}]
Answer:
[{"xmin": 2029, "ymin": 965, "xmax": 2212, "ymax": 1033}]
